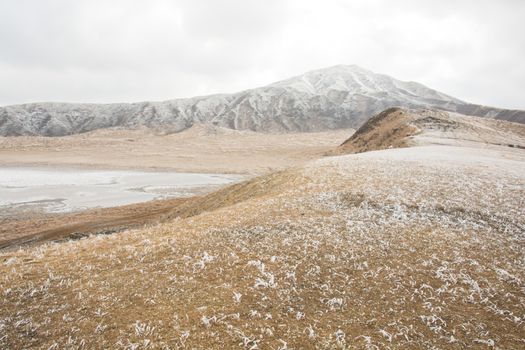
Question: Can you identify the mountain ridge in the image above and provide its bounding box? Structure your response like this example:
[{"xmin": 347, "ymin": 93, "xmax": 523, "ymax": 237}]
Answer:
[
  {"xmin": 1, "ymin": 65, "xmax": 524, "ymax": 136},
  {"xmin": 334, "ymin": 107, "xmax": 525, "ymax": 154}
]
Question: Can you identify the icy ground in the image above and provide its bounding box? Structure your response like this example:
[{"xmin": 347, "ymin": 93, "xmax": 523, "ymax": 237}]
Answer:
[{"xmin": 0, "ymin": 167, "xmax": 239, "ymax": 213}]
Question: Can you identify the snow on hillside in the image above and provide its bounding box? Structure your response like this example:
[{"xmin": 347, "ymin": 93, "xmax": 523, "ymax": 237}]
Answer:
[{"xmin": 1, "ymin": 65, "xmax": 524, "ymax": 136}]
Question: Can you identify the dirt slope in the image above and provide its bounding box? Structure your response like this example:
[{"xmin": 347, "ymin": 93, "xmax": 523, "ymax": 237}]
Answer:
[
  {"xmin": 1, "ymin": 139, "xmax": 524, "ymax": 349},
  {"xmin": 0, "ymin": 197, "xmax": 192, "ymax": 251}
]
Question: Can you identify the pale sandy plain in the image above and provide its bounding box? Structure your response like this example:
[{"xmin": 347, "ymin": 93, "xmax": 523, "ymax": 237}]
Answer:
[{"xmin": 0, "ymin": 124, "xmax": 351, "ymax": 174}]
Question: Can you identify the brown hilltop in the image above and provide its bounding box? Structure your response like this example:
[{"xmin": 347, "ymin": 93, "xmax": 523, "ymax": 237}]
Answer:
[{"xmin": 335, "ymin": 107, "xmax": 525, "ymax": 154}]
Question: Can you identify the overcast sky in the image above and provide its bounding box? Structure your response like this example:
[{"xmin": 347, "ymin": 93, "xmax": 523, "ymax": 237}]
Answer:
[{"xmin": 1, "ymin": 0, "xmax": 524, "ymax": 109}]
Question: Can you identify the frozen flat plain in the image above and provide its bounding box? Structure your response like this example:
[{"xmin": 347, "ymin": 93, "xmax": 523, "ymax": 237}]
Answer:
[{"xmin": 0, "ymin": 167, "xmax": 240, "ymax": 213}]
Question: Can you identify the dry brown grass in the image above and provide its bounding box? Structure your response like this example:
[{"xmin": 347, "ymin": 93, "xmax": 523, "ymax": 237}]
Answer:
[
  {"xmin": 1, "ymin": 142, "xmax": 524, "ymax": 349},
  {"xmin": 334, "ymin": 108, "xmax": 418, "ymax": 154}
]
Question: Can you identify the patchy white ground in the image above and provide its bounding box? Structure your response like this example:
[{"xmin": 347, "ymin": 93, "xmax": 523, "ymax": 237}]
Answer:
[
  {"xmin": 1, "ymin": 145, "xmax": 524, "ymax": 349},
  {"xmin": 0, "ymin": 167, "xmax": 240, "ymax": 213}
]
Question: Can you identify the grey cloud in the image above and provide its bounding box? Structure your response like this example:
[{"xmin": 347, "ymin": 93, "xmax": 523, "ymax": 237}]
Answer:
[{"xmin": 0, "ymin": 0, "xmax": 524, "ymax": 109}]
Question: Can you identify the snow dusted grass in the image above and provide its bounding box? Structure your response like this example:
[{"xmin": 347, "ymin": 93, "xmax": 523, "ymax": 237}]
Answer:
[{"xmin": 1, "ymin": 146, "xmax": 524, "ymax": 349}]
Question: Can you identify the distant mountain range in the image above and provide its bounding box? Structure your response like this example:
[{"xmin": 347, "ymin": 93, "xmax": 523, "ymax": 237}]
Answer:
[{"xmin": 1, "ymin": 65, "xmax": 524, "ymax": 136}]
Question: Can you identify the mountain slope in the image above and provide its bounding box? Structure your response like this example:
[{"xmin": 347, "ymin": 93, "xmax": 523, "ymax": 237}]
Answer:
[
  {"xmin": 1, "ymin": 65, "xmax": 524, "ymax": 136},
  {"xmin": 336, "ymin": 107, "xmax": 525, "ymax": 154}
]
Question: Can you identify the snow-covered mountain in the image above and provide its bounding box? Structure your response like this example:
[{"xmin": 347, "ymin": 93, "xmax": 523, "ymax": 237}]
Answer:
[{"xmin": 1, "ymin": 65, "xmax": 524, "ymax": 136}]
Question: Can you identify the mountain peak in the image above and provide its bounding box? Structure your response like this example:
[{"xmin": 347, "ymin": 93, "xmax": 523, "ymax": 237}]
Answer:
[{"xmin": 269, "ymin": 64, "xmax": 458, "ymax": 103}]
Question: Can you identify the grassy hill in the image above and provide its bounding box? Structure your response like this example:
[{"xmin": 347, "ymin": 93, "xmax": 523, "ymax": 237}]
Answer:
[{"xmin": 1, "ymin": 110, "xmax": 524, "ymax": 349}]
